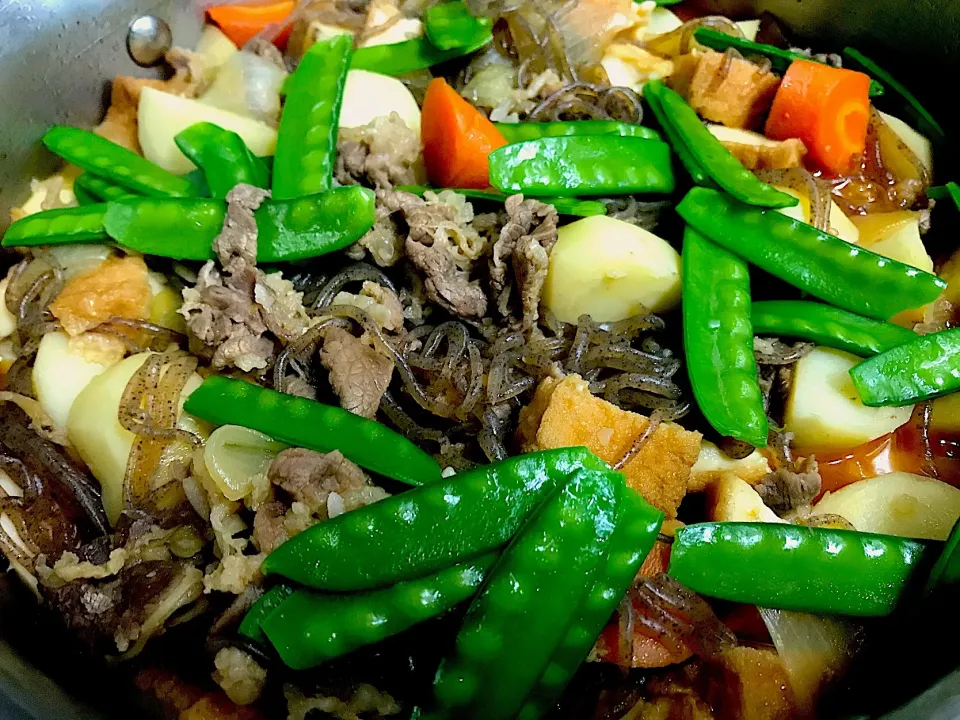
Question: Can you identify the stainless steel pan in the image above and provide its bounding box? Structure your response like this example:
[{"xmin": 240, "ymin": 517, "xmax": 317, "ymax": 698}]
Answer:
[{"xmin": 0, "ymin": 0, "xmax": 957, "ymax": 716}]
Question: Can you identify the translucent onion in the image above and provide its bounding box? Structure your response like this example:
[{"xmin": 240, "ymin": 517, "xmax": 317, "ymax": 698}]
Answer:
[{"xmin": 204, "ymin": 425, "xmax": 288, "ymax": 502}]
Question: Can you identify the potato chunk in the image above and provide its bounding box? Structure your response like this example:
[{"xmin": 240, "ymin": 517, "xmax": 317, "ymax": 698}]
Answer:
[
  {"xmin": 542, "ymin": 216, "xmax": 681, "ymax": 324},
  {"xmin": 706, "ymin": 646, "xmax": 797, "ymax": 720},
  {"xmin": 689, "ymin": 440, "xmax": 771, "ymax": 492},
  {"xmin": 518, "ymin": 375, "xmax": 701, "ymax": 516},
  {"xmin": 50, "ymin": 256, "xmax": 152, "ymax": 336}
]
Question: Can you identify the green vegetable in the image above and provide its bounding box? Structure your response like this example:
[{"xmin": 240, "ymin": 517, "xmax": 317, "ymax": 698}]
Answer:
[
  {"xmin": 694, "ymin": 29, "xmax": 885, "ymax": 97},
  {"xmin": 424, "ymin": 1, "xmax": 492, "ymax": 51},
  {"xmin": 72, "ymin": 184, "xmax": 99, "ymax": 206},
  {"xmin": 494, "ymin": 120, "xmax": 661, "ymax": 143},
  {"xmin": 42, "ymin": 126, "xmax": 198, "ymax": 198},
  {"xmin": 517, "ymin": 488, "xmax": 663, "ymax": 720},
  {"xmin": 927, "ymin": 182, "xmax": 960, "ymax": 210},
  {"xmin": 101, "ymin": 186, "xmax": 375, "ymax": 262},
  {"xmin": 352, "ymin": 35, "xmax": 492, "ymax": 76},
  {"xmin": 395, "ymin": 184, "xmax": 606, "ymax": 217},
  {"xmin": 261, "ymin": 447, "xmax": 609, "ymax": 591},
  {"xmin": 263, "ymin": 554, "xmax": 497, "ymax": 670},
  {"xmin": 647, "ymin": 81, "xmax": 796, "ymax": 208},
  {"xmin": 174, "ymin": 122, "xmax": 270, "ymax": 198},
  {"xmin": 427, "ymin": 469, "xmax": 621, "ymax": 720},
  {"xmin": 849, "ymin": 328, "xmax": 960, "ymax": 406},
  {"xmin": 677, "ymin": 187, "xmax": 946, "ymax": 320},
  {"xmin": 239, "ymin": 584, "xmax": 294, "ymax": 644},
  {"xmin": 644, "ymin": 86, "xmax": 713, "ymax": 186},
  {"xmin": 925, "ymin": 518, "xmax": 960, "ymax": 596},
  {"xmin": 488, "ymin": 136, "xmax": 675, "ymax": 197},
  {"xmin": 683, "ymin": 227, "xmax": 768, "ymax": 448},
  {"xmin": 2, "ymin": 205, "xmax": 108, "ymax": 248},
  {"xmin": 752, "ymin": 300, "xmax": 917, "ymax": 357},
  {"xmin": 842, "ymin": 47, "xmax": 945, "ymax": 146},
  {"xmin": 74, "ymin": 173, "xmax": 139, "ymax": 202},
  {"xmin": 668, "ymin": 522, "xmax": 930, "ymax": 616},
  {"xmin": 273, "ymin": 35, "xmax": 352, "ymax": 199},
  {"xmin": 184, "ymin": 375, "xmax": 441, "ymax": 488}
]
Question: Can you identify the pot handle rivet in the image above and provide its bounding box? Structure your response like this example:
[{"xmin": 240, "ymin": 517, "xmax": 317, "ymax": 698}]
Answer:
[{"xmin": 127, "ymin": 15, "xmax": 172, "ymax": 67}]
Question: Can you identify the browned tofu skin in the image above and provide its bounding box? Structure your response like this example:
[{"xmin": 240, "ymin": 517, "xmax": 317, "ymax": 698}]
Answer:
[
  {"xmin": 669, "ymin": 50, "xmax": 781, "ymax": 129},
  {"xmin": 517, "ymin": 375, "xmax": 702, "ymax": 517},
  {"xmin": 705, "ymin": 646, "xmax": 797, "ymax": 720},
  {"xmin": 720, "ymin": 137, "xmax": 808, "ymax": 170},
  {"xmin": 50, "ymin": 256, "xmax": 152, "ymax": 336}
]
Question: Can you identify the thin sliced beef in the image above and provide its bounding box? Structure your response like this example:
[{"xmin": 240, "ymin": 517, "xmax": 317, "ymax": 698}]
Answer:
[{"xmin": 320, "ymin": 326, "xmax": 394, "ymax": 419}]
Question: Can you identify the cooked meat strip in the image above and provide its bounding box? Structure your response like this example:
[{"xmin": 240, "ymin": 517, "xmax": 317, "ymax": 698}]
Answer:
[
  {"xmin": 320, "ymin": 326, "xmax": 395, "ymax": 418},
  {"xmin": 754, "ymin": 455, "xmax": 822, "ymax": 514}
]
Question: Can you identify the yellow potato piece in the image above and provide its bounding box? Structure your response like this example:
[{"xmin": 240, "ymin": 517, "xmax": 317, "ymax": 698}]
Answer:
[
  {"xmin": 707, "ymin": 473, "xmax": 784, "ymax": 524},
  {"xmin": 812, "ymin": 472, "xmax": 960, "ymax": 540},
  {"xmin": 339, "ymin": 70, "xmax": 422, "ymax": 133},
  {"xmin": 688, "ymin": 439, "xmax": 771, "ymax": 492},
  {"xmin": 33, "ymin": 331, "xmax": 112, "ymax": 430},
  {"xmin": 543, "ymin": 215, "xmax": 681, "ymax": 324},
  {"xmin": 852, "ymin": 212, "xmax": 933, "ymax": 272},
  {"xmin": 785, "ymin": 347, "xmax": 913, "ymax": 452}
]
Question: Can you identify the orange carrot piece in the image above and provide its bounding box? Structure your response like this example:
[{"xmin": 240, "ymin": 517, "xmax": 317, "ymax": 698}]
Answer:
[
  {"xmin": 765, "ymin": 59, "xmax": 871, "ymax": 176},
  {"xmin": 207, "ymin": 1, "xmax": 295, "ymax": 49},
  {"xmin": 421, "ymin": 78, "xmax": 507, "ymax": 189}
]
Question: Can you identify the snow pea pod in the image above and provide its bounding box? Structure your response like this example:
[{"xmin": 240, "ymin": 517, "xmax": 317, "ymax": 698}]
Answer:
[
  {"xmin": 424, "ymin": 0, "xmax": 491, "ymax": 51},
  {"xmin": 668, "ymin": 522, "xmax": 930, "ymax": 617},
  {"xmin": 2, "ymin": 204, "xmax": 108, "ymax": 248},
  {"xmin": 174, "ymin": 122, "xmax": 269, "ymax": 198},
  {"xmin": 694, "ymin": 29, "xmax": 885, "ymax": 97},
  {"xmin": 72, "ymin": 184, "xmax": 99, "ymax": 206},
  {"xmin": 395, "ymin": 184, "xmax": 606, "ymax": 217},
  {"xmin": 273, "ymin": 35, "xmax": 352, "ymax": 199},
  {"xmin": 74, "ymin": 173, "xmax": 139, "ymax": 202},
  {"xmin": 643, "ymin": 86, "xmax": 712, "ymax": 186},
  {"xmin": 849, "ymin": 328, "xmax": 960, "ymax": 407},
  {"xmin": 102, "ymin": 186, "xmax": 375, "ymax": 262},
  {"xmin": 683, "ymin": 227, "xmax": 768, "ymax": 448},
  {"xmin": 43, "ymin": 126, "xmax": 197, "ymax": 198},
  {"xmin": 238, "ymin": 584, "xmax": 294, "ymax": 644},
  {"xmin": 752, "ymin": 300, "xmax": 917, "ymax": 357},
  {"xmin": 494, "ymin": 120, "xmax": 661, "ymax": 143},
  {"xmin": 261, "ymin": 447, "xmax": 609, "ymax": 591},
  {"xmin": 517, "ymin": 488, "xmax": 663, "ymax": 720},
  {"xmin": 263, "ymin": 554, "xmax": 497, "ymax": 670},
  {"xmin": 648, "ymin": 81, "xmax": 797, "ymax": 208},
  {"xmin": 488, "ymin": 136, "xmax": 675, "ymax": 197},
  {"xmin": 184, "ymin": 375, "xmax": 441, "ymax": 488},
  {"xmin": 427, "ymin": 469, "xmax": 621, "ymax": 720},
  {"xmin": 842, "ymin": 47, "xmax": 945, "ymax": 147},
  {"xmin": 925, "ymin": 518, "xmax": 960, "ymax": 596},
  {"xmin": 351, "ymin": 35, "xmax": 492, "ymax": 76},
  {"xmin": 677, "ymin": 187, "xmax": 946, "ymax": 320}
]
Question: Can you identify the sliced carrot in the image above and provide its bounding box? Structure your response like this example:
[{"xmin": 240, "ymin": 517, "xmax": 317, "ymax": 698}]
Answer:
[
  {"xmin": 421, "ymin": 78, "xmax": 507, "ymax": 189},
  {"xmin": 765, "ymin": 59, "xmax": 871, "ymax": 175},
  {"xmin": 207, "ymin": 1, "xmax": 295, "ymax": 49}
]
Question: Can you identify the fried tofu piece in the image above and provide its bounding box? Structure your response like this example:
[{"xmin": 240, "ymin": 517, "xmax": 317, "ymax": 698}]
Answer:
[
  {"xmin": 50, "ymin": 256, "xmax": 152, "ymax": 336},
  {"xmin": 517, "ymin": 375, "xmax": 702, "ymax": 517},
  {"xmin": 622, "ymin": 694, "xmax": 715, "ymax": 720},
  {"xmin": 706, "ymin": 126, "xmax": 808, "ymax": 170},
  {"xmin": 688, "ymin": 440, "xmax": 772, "ymax": 492},
  {"xmin": 669, "ymin": 50, "xmax": 780, "ymax": 129},
  {"xmin": 706, "ymin": 647, "xmax": 796, "ymax": 720}
]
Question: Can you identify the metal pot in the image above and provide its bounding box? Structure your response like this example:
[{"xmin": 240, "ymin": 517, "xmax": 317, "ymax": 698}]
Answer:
[{"xmin": 0, "ymin": 1, "xmax": 958, "ymax": 717}]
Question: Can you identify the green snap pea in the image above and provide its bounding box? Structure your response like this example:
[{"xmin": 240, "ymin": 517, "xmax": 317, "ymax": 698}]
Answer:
[
  {"xmin": 72, "ymin": 184, "xmax": 99, "ymax": 206},
  {"xmin": 927, "ymin": 182, "xmax": 960, "ymax": 210},
  {"xmin": 273, "ymin": 35, "xmax": 352, "ymax": 200},
  {"xmin": 184, "ymin": 375, "xmax": 441, "ymax": 487},
  {"xmin": 102, "ymin": 186, "xmax": 375, "ymax": 262},
  {"xmin": 648, "ymin": 81, "xmax": 797, "ymax": 208},
  {"xmin": 694, "ymin": 29, "xmax": 885, "ymax": 97},
  {"xmin": 677, "ymin": 187, "xmax": 946, "ymax": 320},
  {"xmin": 395, "ymin": 184, "xmax": 606, "ymax": 217},
  {"xmin": 494, "ymin": 120, "xmax": 661, "ymax": 143},
  {"xmin": 842, "ymin": 48, "xmax": 945, "ymax": 147},
  {"xmin": 74, "ymin": 173, "xmax": 139, "ymax": 202},
  {"xmin": 925, "ymin": 518, "xmax": 960, "ymax": 596},
  {"xmin": 424, "ymin": 1, "xmax": 492, "ymax": 51},
  {"xmin": 351, "ymin": 35, "xmax": 494, "ymax": 76},
  {"xmin": 2, "ymin": 205, "xmax": 108, "ymax": 248},
  {"xmin": 261, "ymin": 447, "xmax": 609, "ymax": 591},
  {"xmin": 427, "ymin": 469, "xmax": 621, "ymax": 720},
  {"xmin": 263, "ymin": 554, "xmax": 497, "ymax": 670},
  {"xmin": 174, "ymin": 122, "xmax": 269, "ymax": 198},
  {"xmin": 643, "ymin": 86, "xmax": 713, "ymax": 186},
  {"xmin": 238, "ymin": 584, "xmax": 294, "ymax": 644},
  {"xmin": 849, "ymin": 328, "xmax": 960, "ymax": 407},
  {"xmin": 752, "ymin": 301, "xmax": 917, "ymax": 357},
  {"xmin": 488, "ymin": 137, "xmax": 675, "ymax": 197},
  {"xmin": 668, "ymin": 522, "xmax": 930, "ymax": 617},
  {"xmin": 42, "ymin": 126, "xmax": 197, "ymax": 198},
  {"xmin": 517, "ymin": 488, "xmax": 663, "ymax": 720},
  {"xmin": 683, "ymin": 227, "xmax": 768, "ymax": 448}
]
